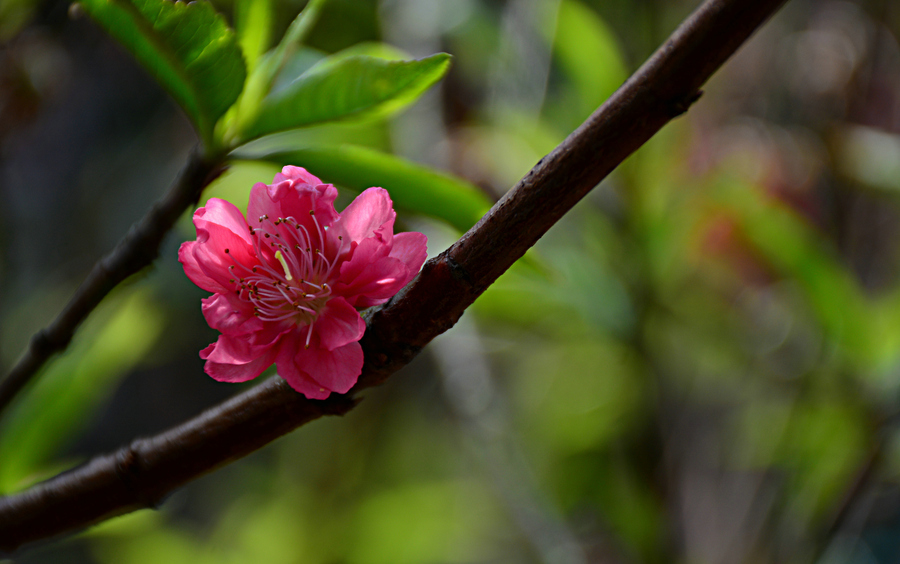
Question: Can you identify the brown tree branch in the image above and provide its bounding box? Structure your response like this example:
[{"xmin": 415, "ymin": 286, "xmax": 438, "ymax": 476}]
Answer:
[
  {"xmin": 0, "ymin": 152, "xmax": 225, "ymax": 417},
  {"xmin": 0, "ymin": 0, "xmax": 787, "ymax": 553}
]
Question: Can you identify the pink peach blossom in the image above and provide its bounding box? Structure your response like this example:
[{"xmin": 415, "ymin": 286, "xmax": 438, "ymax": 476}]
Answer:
[{"xmin": 179, "ymin": 166, "xmax": 427, "ymax": 399}]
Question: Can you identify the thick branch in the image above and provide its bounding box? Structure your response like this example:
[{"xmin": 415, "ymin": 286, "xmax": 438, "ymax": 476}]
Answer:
[
  {"xmin": 0, "ymin": 380, "xmax": 357, "ymax": 551},
  {"xmin": 0, "ymin": 0, "xmax": 787, "ymax": 552},
  {"xmin": 0, "ymin": 153, "xmax": 224, "ymax": 416}
]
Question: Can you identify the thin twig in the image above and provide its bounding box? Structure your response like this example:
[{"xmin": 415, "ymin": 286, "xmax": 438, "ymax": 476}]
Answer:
[
  {"xmin": 0, "ymin": 0, "xmax": 788, "ymax": 552},
  {"xmin": 0, "ymin": 152, "xmax": 224, "ymax": 417}
]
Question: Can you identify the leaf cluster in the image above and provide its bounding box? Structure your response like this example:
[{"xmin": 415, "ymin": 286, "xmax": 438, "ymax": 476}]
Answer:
[{"xmin": 76, "ymin": 0, "xmax": 487, "ymax": 229}]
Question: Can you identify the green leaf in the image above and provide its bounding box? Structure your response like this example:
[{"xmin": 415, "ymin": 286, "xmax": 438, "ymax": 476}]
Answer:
[
  {"xmin": 270, "ymin": 43, "xmax": 413, "ymax": 94},
  {"xmin": 220, "ymin": 0, "xmax": 327, "ymax": 145},
  {"xmin": 552, "ymin": 0, "xmax": 627, "ymax": 115},
  {"xmin": 239, "ymin": 53, "xmax": 452, "ymax": 142},
  {"xmin": 323, "ymin": 41, "xmax": 412, "ymax": 62},
  {"xmin": 272, "ymin": 0, "xmax": 326, "ymax": 65},
  {"xmin": 248, "ymin": 145, "xmax": 490, "ymax": 233},
  {"xmin": 235, "ymin": 0, "xmax": 273, "ymax": 71},
  {"xmin": 79, "ymin": 0, "xmax": 246, "ymax": 149}
]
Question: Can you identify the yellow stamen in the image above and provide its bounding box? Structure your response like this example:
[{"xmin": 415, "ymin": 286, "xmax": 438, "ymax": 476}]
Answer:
[{"xmin": 274, "ymin": 250, "xmax": 293, "ymax": 281}]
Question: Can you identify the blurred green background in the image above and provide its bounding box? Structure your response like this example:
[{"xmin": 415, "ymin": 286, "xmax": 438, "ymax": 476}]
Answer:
[{"xmin": 4, "ymin": 0, "xmax": 900, "ymax": 562}]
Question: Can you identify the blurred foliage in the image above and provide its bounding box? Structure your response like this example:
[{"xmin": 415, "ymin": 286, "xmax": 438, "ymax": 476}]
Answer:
[
  {"xmin": 0, "ymin": 289, "xmax": 164, "ymax": 492},
  {"xmin": 7, "ymin": 0, "xmax": 900, "ymax": 563}
]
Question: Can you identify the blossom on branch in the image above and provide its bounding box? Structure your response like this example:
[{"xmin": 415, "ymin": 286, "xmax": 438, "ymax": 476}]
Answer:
[{"xmin": 179, "ymin": 166, "xmax": 427, "ymax": 399}]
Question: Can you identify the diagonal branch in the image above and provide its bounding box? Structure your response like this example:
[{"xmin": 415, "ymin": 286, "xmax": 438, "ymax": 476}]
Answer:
[
  {"xmin": 0, "ymin": 152, "xmax": 224, "ymax": 418},
  {"xmin": 0, "ymin": 0, "xmax": 788, "ymax": 553}
]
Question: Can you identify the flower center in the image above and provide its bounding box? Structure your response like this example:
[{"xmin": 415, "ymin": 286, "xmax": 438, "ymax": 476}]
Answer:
[{"xmin": 225, "ymin": 210, "xmax": 346, "ymax": 346}]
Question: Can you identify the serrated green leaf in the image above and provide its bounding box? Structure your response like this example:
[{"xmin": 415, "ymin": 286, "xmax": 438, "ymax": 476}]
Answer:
[
  {"xmin": 239, "ymin": 53, "xmax": 452, "ymax": 143},
  {"xmin": 249, "ymin": 145, "xmax": 490, "ymax": 233},
  {"xmin": 80, "ymin": 0, "xmax": 246, "ymax": 149}
]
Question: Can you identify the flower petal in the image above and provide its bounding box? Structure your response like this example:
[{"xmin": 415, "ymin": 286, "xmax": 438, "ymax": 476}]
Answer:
[
  {"xmin": 314, "ymin": 297, "xmax": 365, "ymax": 351},
  {"xmin": 298, "ymin": 341, "xmax": 364, "ymax": 395},
  {"xmin": 275, "ymin": 165, "xmax": 323, "ymax": 186},
  {"xmin": 196, "ymin": 198, "xmax": 253, "ymax": 245},
  {"xmin": 335, "ymin": 255, "xmax": 409, "ymax": 308},
  {"xmin": 335, "ymin": 231, "xmax": 427, "ymax": 307},
  {"xmin": 201, "ymin": 293, "xmax": 263, "ymax": 335},
  {"xmin": 247, "ymin": 182, "xmax": 283, "ymax": 227},
  {"xmin": 201, "ymin": 336, "xmax": 279, "ymax": 383},
  {"xmin": 274, "ymin": 333, "xmax": 330, "ymax": 399},
  {"xmin": 202, "ymin": 325, "xmax": 286, "ymax": 364},
  {"xmin": 389, "ymin": 231, "xmax": 428, "ymax": 273},
  {"xmin": 337, "ymin": 236, "xmax": 391, "ymax": 284},
  {"xmin": 248, "ymin": 173, "xmax": 339, "ymax": 230},
  {"xmin": 274, "ymin": 331, "xmax": 364, "ymax": 398},
  {"xmin": 179, "ymin": 241, "xmax": 222, "ymax": 293},
  {"xmin": 181, "ymin": 199, "xmax": 259, "ymax": 292},
  {"xmin": 335, "ymin": 188, "xmax": 395, "ymax": 244}
]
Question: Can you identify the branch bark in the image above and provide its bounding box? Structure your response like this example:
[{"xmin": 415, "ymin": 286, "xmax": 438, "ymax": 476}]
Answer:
[
  {"xmin": 0, "ymin": 0, "xmax": 787, "ymax": 553},
  {"xmin": 0, "ymin": 152, "xmax": 225, "ymax": 417}
]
